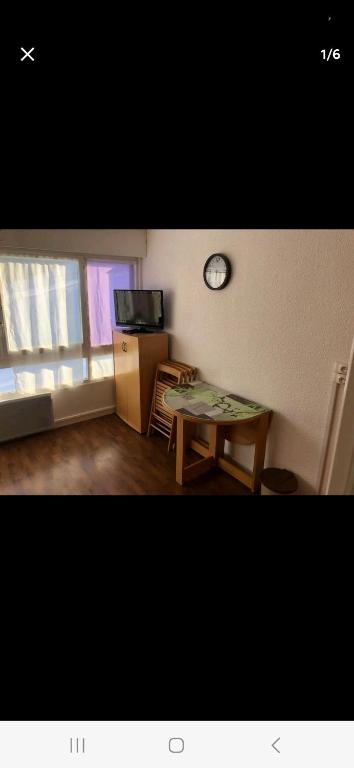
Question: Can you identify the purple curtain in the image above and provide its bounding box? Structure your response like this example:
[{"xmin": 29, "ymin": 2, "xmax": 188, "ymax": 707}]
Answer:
[{"xmin": 87, "ymin": 262, "xmax": 132, "ymax": 346}]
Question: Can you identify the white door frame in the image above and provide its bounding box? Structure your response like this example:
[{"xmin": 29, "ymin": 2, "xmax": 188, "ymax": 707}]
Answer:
[{"xmin": 326, "ymin": 335, "xmax": 354, "ymax": 494}]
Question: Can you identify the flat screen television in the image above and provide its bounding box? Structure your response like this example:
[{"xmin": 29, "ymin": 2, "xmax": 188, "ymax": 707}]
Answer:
[{"xmin": 114, "ymin": 289, "xmax": 164, "ymax": 330}]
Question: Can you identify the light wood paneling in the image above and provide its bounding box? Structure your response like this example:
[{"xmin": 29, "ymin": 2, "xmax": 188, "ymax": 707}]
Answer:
[
  {"xmin": 0, "ymin": 414, "xmax": 251, "ymax": 495},
  {"xmin": 113, "ymin": 331, "xmax": 168, "ymax": 434}
]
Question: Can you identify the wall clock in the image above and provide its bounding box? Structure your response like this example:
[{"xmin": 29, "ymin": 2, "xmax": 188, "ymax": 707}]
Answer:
[{"xmin": 203, "ymin": 253, "xmax": 231, "ymax": 290}]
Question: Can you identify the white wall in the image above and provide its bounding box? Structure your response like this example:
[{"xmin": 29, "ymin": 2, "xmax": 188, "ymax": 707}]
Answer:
[
  {"xmin": 0, "ymin": 229, "xmax": 146, "ymax": 259},
  {"xmin": 52, "ymin": 379, "xmax": 115, "ymax": 425},
  {"xmin": 0, "ymin": 230, "xmax": 146, "ymax": 424},
  {"xmin": 143, "ymin": 229, "xmax": 354, "ymax": 493}
]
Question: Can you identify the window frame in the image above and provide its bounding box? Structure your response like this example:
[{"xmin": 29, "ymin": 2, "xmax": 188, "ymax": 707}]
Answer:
[
  {"xmin": 0, "ymin": 294, "xmax": 9, "ymax": 365},
  {"xmin": 0, "ymin": 247, "xmax": 141, "ymax": 382}
]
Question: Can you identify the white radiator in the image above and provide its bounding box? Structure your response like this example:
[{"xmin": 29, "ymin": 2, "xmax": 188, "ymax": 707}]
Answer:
[{"xmin": 0, "ymin": 393, "xmax": 54, "ymax": 443}]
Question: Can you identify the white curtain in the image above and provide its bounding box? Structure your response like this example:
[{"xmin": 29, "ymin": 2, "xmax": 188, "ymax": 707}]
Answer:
[
  {"xmin": 0, "ymin": 256, "xmax": 82, "ymax": 351},
  {"xmin": 0, "ymin": 255, "xmax": 85, "ymax": 396}
]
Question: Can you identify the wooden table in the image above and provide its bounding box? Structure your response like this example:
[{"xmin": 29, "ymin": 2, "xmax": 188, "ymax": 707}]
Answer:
[{"xmin": 163, "ymin": 381, "xmax": 272, "ymax": 492}]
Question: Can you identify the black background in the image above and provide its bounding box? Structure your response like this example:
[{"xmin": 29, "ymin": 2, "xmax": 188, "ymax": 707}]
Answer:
[
  {"xmin": 1, "ymin": 7, "xmax": 352, "ymax": 227},
  {"xmin": 1, "ymin": 499, "xmax": 353, "ymax": 720},
  {"xmin": 0, "ymin": 7, "xmax": 353, "ymax": 723}
]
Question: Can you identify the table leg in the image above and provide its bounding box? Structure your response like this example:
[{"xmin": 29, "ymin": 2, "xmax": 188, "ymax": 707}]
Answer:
[
  {"xmin": 176, "ymin": 417, "xmax": 216, "ymax": 485},
  {"xmin": 175, "ymin": 414, "xmax": 271, "ymax": 488},
  {"xmin": 209, "ymin": 423, "xmax": 225, "ymax": 459},
  {"xmin": 176, "ymin": 416, "xmax": 194, "ymax": 484},
  {"xmin": 251, "ymin": 411, "xmax": 271, "ymax": 492},
  {"xmin": 216, "ymin": 413, "xmax": 271, "ymax": 491}
]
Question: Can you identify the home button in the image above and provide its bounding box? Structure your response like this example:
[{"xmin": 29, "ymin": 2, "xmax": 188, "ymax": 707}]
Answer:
[{"xmin": 169, "ymin": 738, "xmax": 184, "ymax": 753}]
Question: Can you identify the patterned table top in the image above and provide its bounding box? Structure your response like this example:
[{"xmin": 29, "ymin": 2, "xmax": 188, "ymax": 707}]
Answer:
[{"xmin": 163, "ymin": 381, "xmax": 271, "ymax": 423}]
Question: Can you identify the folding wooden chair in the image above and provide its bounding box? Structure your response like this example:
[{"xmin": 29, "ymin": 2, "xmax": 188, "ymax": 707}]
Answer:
[
  {"xmin": 147, "ymin": 360, "xmax": 198, "ymax": 451},
  {"xmin": 160, "ymin": 360, "xmax": 198, "ymax": 383}
]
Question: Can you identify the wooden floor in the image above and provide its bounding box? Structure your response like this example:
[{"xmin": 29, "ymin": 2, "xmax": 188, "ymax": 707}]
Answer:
[{"xmin": 0, "ymin": 414, "xmax": 251, "ymax": 495}]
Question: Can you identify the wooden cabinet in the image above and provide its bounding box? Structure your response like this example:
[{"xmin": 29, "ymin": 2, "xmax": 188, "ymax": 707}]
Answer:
[{"xmin": 113, "ymin": 331, "xmax": 169, "ymax": 433}]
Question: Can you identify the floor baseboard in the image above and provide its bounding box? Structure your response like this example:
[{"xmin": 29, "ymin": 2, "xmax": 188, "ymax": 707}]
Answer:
[{"xmin": 54, "ymin": 405, "xmax": 115, "ymax": 428}]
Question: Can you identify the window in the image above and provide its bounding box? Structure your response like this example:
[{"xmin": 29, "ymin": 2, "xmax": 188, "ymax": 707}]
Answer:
[
  {"xmin": 87, "ymin": 261, "xmax": 133, "ymax": 346},
  {"xmin": 87, "ymin": 260, "xmax": 134, "ymax": 380},
  {"xmin": 0, "ymin": 255, "xmax": 82, "ymax": 353},
  {"xmin": 0, "ymin": 251, "xmax": 138, "ymax": 398}
]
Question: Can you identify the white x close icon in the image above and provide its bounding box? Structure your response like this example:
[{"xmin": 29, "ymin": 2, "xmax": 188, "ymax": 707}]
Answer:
[{"xmin": 20, "ymin": 47, "xmax": 35, "ymax": 61}]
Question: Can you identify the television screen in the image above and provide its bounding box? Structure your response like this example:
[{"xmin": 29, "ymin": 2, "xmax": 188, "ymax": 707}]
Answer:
[{"xmin": 114, "ymin": 289, "xmax": 164, "ymax": 328}]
